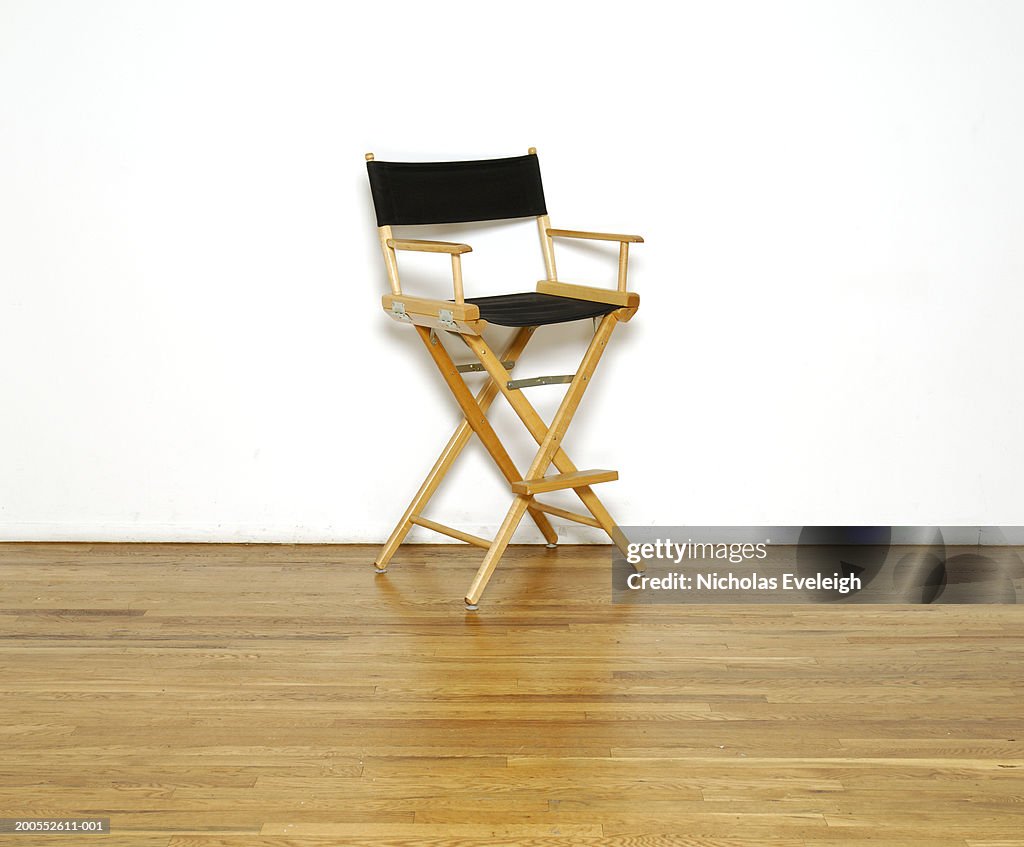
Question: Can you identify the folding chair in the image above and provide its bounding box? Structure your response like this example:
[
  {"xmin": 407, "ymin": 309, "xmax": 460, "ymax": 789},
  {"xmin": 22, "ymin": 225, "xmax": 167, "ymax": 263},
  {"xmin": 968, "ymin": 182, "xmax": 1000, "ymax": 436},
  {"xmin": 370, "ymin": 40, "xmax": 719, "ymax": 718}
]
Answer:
[{"xmin": 366, "ymin": 148, "xmax": 642, "ymax": 609}]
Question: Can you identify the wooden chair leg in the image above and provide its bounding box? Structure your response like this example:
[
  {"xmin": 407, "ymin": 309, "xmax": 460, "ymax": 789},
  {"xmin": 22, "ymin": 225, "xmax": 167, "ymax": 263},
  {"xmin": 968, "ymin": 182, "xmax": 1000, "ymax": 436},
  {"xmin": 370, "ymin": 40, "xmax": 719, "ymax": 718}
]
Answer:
[
  {"xmin": 462, "ymin": 314, "xmax": 630, "ymax": 556},
  {"xmin": 464, "ymin": 495, "xmax": 533, "ymax": 609},
  {"xmin": 372, "ymin": 327, "xmax": 545, "ymax": 572},
  {"xmin": 414, "ymin": 326, "xmax": 559, "ymax": 546},
  {"xmin": 463, "ymin": 314, "xmax": 620, "ymax": 607}
]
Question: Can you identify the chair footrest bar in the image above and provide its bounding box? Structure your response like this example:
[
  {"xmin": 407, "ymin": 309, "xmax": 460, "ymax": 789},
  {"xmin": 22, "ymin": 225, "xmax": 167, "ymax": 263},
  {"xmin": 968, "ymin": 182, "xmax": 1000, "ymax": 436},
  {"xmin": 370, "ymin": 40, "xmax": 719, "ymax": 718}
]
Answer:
[
  {"xmin": 531, "ymin": 501, "xmax": 603, "ymax": 529},
  {"xmin": 511, "ymin": 469, "xmax": 618, "ymax": 495},
  {"xmin": 409, "ymin": 515, "xmax": 493, "ymax": 549}
]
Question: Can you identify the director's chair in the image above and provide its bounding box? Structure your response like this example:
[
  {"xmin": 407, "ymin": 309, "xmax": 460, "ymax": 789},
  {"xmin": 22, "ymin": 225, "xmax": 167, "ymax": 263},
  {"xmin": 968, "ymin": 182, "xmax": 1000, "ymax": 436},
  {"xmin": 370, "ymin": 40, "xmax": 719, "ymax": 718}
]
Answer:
[{"xmin": 366, "ymin": 148, "xmax": 642, "ymax": 609}]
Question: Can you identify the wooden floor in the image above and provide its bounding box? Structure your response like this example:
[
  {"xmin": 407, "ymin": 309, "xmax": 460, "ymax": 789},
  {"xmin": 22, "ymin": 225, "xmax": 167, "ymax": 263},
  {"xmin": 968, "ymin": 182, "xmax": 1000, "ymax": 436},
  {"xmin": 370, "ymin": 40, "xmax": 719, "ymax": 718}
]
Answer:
[{"xmin": 0, "ymin": 542, "xmax": 1022, "ymax": 846}]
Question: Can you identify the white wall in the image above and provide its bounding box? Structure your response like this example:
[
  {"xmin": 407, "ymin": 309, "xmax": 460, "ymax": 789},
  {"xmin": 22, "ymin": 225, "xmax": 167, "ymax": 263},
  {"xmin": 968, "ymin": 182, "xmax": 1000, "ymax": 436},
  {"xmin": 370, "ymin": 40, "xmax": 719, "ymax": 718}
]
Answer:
[{"xmin": 2, "ymin": 0, "xmax": 1023, "ymax": 542}]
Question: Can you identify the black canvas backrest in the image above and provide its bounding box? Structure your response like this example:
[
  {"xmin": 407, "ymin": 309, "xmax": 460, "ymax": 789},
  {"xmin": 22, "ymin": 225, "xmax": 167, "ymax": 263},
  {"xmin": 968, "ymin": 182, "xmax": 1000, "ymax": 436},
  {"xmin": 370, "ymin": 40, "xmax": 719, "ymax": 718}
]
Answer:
[{"xmin": 367, "ymin": 154, "xmax": 547, "ymax": 227}]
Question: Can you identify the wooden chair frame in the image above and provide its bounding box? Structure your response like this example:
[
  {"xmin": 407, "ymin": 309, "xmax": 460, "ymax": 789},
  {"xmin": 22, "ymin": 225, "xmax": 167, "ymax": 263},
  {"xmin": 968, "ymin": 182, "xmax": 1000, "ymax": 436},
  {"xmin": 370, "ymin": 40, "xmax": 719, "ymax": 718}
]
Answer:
[{"xmin": 368, "ymin": 148, "xmax": 642, "ymax": 609}]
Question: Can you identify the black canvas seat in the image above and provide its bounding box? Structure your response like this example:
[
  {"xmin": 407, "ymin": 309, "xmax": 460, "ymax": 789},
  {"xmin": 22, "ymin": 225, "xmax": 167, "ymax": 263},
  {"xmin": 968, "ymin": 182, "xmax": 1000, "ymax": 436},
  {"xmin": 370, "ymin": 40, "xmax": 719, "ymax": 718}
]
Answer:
[
  {"xmin": 366, "ymin": 148, "xmax": 644, "ymax": 609},
  {"xmin": 464, "ymin": 292, "xmax": 618, "ymax": 327}
]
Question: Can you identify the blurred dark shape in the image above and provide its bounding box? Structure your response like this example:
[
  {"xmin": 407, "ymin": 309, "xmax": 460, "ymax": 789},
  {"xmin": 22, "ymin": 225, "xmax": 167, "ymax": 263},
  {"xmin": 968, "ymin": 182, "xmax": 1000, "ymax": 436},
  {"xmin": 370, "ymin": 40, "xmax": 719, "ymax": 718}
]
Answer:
[
  {"xmin": 893, "ymin": 552, "xmax": 947, "ymax": 603},
  {"xmin": 892, "ymin": 526, "xmax": 947, "ymax": 603},
  {"xmin": 797, "ymin": 526, "xmax": 891, "ymax": 600}
]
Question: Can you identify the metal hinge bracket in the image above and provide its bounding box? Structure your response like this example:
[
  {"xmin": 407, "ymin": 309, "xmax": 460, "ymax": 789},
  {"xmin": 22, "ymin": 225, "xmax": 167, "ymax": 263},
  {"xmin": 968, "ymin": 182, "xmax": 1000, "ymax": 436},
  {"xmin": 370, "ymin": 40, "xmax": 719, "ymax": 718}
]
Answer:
[
  {"xmin": 456, "ymin": 360, "xmax": 516, "ymax": 374},
  {"xmin": 507, "ymin": 374, "xmax": 575, "ymax": 390}
]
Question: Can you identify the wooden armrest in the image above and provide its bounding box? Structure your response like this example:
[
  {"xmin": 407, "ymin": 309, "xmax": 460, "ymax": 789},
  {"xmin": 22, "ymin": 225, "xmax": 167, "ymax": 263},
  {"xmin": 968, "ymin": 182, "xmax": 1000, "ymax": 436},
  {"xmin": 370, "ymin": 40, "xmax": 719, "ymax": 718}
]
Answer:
[
  {"xmin": 381, "ymin": 294, "xmax": 479, "ymax": 321},
  {"xmin": 536, "ymin": 281, "xmax": 638, "ymax": 309},
  {"xmin": 546, "ymin": 227, "xmax": 644, "ymax": 294},
  {"xmin": 380, "ymin": 293, "xmax": 486, "ymax": 335},
  {"xmin": 387, "ymin": 239, "xmax": 471, "ymax": 303},
  {"xmin": 546, "ymin": 228, "xmax": 644, "ymax": 244},
  {"xmin": 387, "ymin": 238, "xmax": 472, "ymax": 255}
]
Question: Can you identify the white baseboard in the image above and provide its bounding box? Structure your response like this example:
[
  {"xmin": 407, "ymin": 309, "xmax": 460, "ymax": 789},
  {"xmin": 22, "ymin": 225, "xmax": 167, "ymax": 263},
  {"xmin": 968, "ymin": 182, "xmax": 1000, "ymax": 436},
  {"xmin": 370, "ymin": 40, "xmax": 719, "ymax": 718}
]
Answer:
[
  {"xmin": 0, "ymin": 522, "xmax": 608, "ymax": 544},
  {"xmin": 1, "ymin": 524, "xmax": 1020, "ymax": 546}
]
